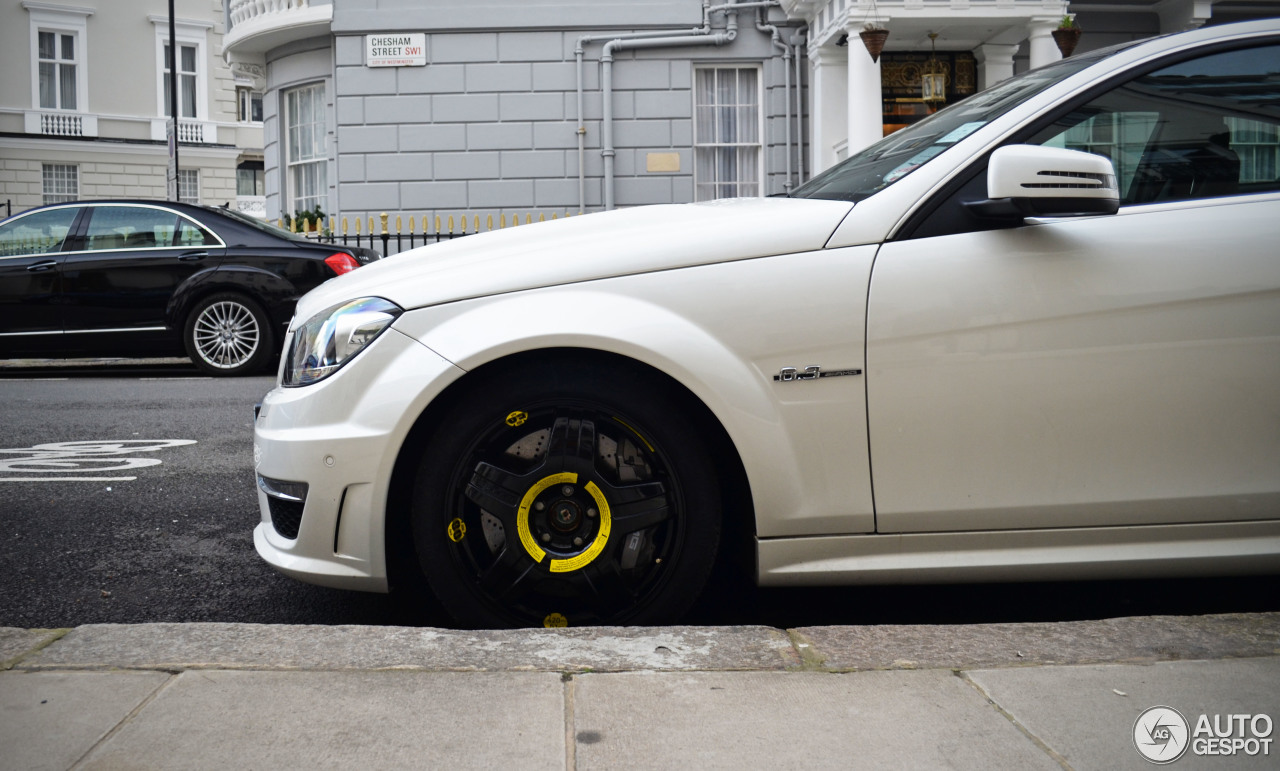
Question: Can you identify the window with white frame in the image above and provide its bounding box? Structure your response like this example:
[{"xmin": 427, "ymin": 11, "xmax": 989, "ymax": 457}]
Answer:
[
  {"xmin": 178, "ymin": 168, "xmax": 199, "ymax": 204},
  {"xmin": 152, "ymin": 19, "xmax": 210, "ymax": 120},
  {"xmin": 165, "ymin": 43, "xmax": 198, "ymax": 118},
  {"xmin": 42, "ymin": 163, "xmax": 78, "ymax": 204},
  {"xmin": 693, "ymin": 66, "xmax": 762, "ymax": 201},
  {"xmin": 237, "ymin": 86, "xmax": 263, "ymax": 123},
  {"xmin": 284, "ymin": 84, "xmax": 328, "ymax": 215},
  {"xmin": 27, "ymin": 4, "xmax": 91, "ymax": 114},
  {"xmin": 38, "ymin": 30, "xmax": 78, "ymax": 110}
]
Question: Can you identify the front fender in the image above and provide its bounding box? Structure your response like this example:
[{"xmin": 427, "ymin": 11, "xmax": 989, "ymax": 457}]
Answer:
[{"xmin": 393, "ymin": 247, "xmax": 878, "ymax": 538}]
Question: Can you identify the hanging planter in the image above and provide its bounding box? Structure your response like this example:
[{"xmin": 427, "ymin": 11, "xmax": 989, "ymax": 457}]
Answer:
[
  {"xmin": 1053, "ymin": 15, "xmax": 1082, "ymax": 57},
  {"xmin": 860, "ymin": 25, "xmax": 890, "ymax": 63}
]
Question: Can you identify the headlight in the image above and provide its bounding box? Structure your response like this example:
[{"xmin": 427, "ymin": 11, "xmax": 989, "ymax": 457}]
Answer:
[{"xmin": 283, "ymin": 297, "xmax": 402, "ymax": 387}]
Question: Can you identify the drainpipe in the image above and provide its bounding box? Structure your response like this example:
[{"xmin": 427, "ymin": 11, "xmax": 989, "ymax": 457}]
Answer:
[
  {"xmin": 792, "ymin": 25, "xmax": 807, "ymax": 185},
  {"xmin": 602, "ymin": 2, "xmax": 788, "ymax": 209},
  {"xmin": 579, "ymin": 0, "xmax": 781, "ymax": 211},
  {"xmin": 756, "ymin": 8, "xmax": 792, "ymax": 193},
  {"xmin": 575, "ymin": 2, "xmax": 712, "ymax": 214}
]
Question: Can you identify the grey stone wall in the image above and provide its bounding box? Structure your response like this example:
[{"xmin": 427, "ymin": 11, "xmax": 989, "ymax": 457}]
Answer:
[{"xmin": 325, "ymin": 10, "xmax": 807, "ymax": 227}]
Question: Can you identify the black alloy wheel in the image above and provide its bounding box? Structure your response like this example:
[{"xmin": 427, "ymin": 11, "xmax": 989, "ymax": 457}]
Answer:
[
  {"xmin": 183, "ymin": 292, "xmax": 273, "ymax": 376},
  {"xmin": 411, "ymin": 362, "xmax": 722, "ymax": 628}
]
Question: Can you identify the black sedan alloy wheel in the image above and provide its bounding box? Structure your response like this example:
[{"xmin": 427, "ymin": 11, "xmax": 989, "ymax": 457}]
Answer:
[
  {"xmin": 412, "ymin": 365, "xmax": 721, "ymax": 628},
  {"xmin": 183, "ymin": 292, "xmax": 273, "ymax": 376}
]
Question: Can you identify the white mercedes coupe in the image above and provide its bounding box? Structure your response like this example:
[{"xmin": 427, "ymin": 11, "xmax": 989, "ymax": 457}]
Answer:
[{"xmin": 253, "ymin": 20, "xmax": 1280, "ymax": 627}]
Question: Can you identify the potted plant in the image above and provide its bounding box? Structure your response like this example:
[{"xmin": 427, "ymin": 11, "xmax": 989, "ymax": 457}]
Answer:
[
  {"xmin": 860, "ymin": 22, "xmax": 890, "ymax": 62},
  {"xmin": 289, "ymin": 206, "xmax": 326, "ymax": 234},
  {"xmin": 1053, "ymin": 14, "xmax": 1082, "ymax": 57}
]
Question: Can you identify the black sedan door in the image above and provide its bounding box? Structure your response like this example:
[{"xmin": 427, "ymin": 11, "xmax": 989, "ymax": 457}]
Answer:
[
  {"xmin": 59, "ymin": 204, "xmax": 224, "ymax": 356},
  {"xmin": 0, "ymin": 205, "xmax": 82, "ymax": 356}
]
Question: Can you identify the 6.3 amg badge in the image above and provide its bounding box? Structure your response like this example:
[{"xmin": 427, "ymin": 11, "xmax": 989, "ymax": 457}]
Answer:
[{"xmin": 774, "ymin": 365, "xmax": 863, "ymax": 382}]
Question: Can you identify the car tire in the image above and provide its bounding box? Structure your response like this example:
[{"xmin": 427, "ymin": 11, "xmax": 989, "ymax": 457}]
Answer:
[
  {"xmin": 411, "ymin": 360, "xmax": 722, "ymax": 628},
  {"xmin": 183, "ymin": 292, "xmax": 273, "ymax": 376}
]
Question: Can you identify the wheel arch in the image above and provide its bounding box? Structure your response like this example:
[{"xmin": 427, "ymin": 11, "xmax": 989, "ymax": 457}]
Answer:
[
  {"xmin": 167, "ymin": 265, "xmax": 299, "ymax": 333},
  {"xmin": 383, "ymin": 346, "xmax": 757, "ymax": 596}
]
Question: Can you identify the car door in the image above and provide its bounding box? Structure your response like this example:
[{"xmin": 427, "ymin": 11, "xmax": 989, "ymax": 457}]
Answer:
[
  {"xmin": 0, "ymin": 205, "xmax": 83, "ymax": 356},
  {"xmin": 867, "ymin": 41, "xmax": 1280, "ymax": 533},
  {"xmin": 59, "ymin": 203, "xmax": 224, "ymax": 355}
]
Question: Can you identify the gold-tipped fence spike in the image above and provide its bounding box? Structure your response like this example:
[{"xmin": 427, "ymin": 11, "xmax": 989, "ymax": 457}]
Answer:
[
  {"xmin": 342, "ymin": 217, "xmax": 349, "ymax": 235},
  {"xmin": 367, "ymin": 216, "xmax": 374, "ymax": 234},
  {"xmin": 447, "ymin": 215, "xmax": 455, "ymax": 233},
  {"xmin": 539, "ymin": 213, "xmax": 546, "ymax": 222},
  {"xmin": 396, "ymin": 215, "xmax": 403, "ymax": 233},
  {"xmin": 380, "ymin": 213, "xmax": 389, "ymax": 234},
  {"xmin": 488, "ymin": 214, "xmax": 495, "ymax": 231},
  {"xmin": 355, "ymin": 217, "xmax": 361, "ymax": 234},
  {"xmin": 525, "ymin": 214, "xmax": 532, "ymax": 225}
]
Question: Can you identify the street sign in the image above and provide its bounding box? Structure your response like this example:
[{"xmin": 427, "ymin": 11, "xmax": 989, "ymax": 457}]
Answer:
[
  {"xmin": 366, "ymin": 33, "xmax": 426, "ymax": 67},
  {"xmin": 166, "ymin": 119, "xmax": 178, "ymax": 201}
]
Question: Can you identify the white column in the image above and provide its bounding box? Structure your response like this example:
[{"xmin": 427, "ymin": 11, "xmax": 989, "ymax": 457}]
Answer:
[
  {"xmin": 974, "ymin": 44, "xmax": 1019, "ymax": 90},
  {"xmin": 1027, "ymin": 17, "xmax": 1061, "ymax": 69},
  {"xmin": 809, "ymin": 45, "xmax": 848, "ymax": 175},
  {"xmin": 845, "ymin": 32, "xmax": 883, "ymax": 157},
  {"xmin": 1158, "ymin": 0, "xmax": 1214, "ymax": 32}
]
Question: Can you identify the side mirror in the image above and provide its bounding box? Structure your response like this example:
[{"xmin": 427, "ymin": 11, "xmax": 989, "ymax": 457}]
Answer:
[{"xmin": 965, "ymin": 144, "xmax": 1120, "ymax": 220}]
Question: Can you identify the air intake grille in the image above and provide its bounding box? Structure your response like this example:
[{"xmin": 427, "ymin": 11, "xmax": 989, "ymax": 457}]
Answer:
[{"xmin": 268, "ymin": 496, "xmax": 304, "ymax": 540}]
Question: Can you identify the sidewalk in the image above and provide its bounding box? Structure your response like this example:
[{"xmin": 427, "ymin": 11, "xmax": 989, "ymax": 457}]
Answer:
[{"xmin": 3, "ymin": 613, "xmax": 1278, "ymax": 770}]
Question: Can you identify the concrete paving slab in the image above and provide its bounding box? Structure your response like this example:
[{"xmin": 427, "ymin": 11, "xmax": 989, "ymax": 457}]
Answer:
[
  {"xmin": 0, "ymin": 670, "xmax": 170, "ymax": 771},
  {"xmin": 967, "ymin": 657, "xmax": 1280, "ymax": 771},
  {"xmin": 0, "ymin": 628, "xmax": 65, "ymax": 669},
  {"xmin": 77, "ymin": 670, "xmax": 564, "ymax": 771},
  {"xmin": 21, "ymin": 623, "xmax": 797, "ymax": 672},
  {"xmin": 796, "ymin": 613, "xmax": 1280, "ymax": 670},
  {"xmin": 570, "ymin": 670, "xmax": 1059, "ymax": 770}
]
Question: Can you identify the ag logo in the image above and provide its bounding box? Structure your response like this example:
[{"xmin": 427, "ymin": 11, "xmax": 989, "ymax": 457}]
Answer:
[{"xmin": 1134, "ymin": 706, "xmax": 1190, "ymax": 764}]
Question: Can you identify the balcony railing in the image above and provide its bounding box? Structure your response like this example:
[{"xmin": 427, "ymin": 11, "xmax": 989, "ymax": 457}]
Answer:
[
  {"xmin": 225, "ymin": 0, "xmax": 332, "ymax": 57},
  {"xmin": 149, "ymin": 119, "xmax": 219, "ymax": 145},
  {"xmin": 24, "ymin": 111, "xmax": 99, "ymax": 138},
  {"xmin": 229, "ymin": 0, "xmax": 310, "ymax": 28},
  {"xmin": 236, "ymin": 195, "xmax": 267, "ymax": 218}
]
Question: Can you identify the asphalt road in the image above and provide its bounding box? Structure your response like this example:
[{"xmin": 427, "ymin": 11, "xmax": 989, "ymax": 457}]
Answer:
[{"xmin": 2, "ymin": 358, "xmax": 1278, "ymax": 630}]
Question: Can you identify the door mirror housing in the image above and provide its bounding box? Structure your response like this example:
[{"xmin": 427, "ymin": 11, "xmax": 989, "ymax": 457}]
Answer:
[{"xmin": 966, "ymin": 144, "xmax": 1120, "ymax": 221}]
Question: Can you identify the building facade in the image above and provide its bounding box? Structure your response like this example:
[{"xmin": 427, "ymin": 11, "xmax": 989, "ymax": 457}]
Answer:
[
  {"xmin": 222, "ymin": 0, "xmax": 1280, "ymax": 230},
  {"xmin": 0, "ymin": 0, "xmax": 265, "ymax": 217},
  {"xmin": 4, "ymin": 1, "xmax": 1276, "ymax": 227}
]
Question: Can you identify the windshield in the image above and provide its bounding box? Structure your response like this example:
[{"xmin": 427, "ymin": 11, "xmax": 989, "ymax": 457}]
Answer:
[
  {"xmin": 792, "ymin": 47, "xmax": 1120, "ymax": 202},
  {"xmin": 204, "ymin": 205, "xmax": 312, "ymax": 242}
]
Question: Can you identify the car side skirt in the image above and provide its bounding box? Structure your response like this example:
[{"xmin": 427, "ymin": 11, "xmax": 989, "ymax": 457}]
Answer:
[{"xmin": 757, "ymin": 520, "xmax": 1280, "ymax": 586}]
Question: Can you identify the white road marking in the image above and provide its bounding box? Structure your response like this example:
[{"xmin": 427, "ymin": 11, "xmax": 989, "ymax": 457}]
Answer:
[
  {"xmin": 0, "ymin": 477, "xmax": 138, "ymax": 482},
  {"xmin": 0, "ymin": 440, "xmax": 197, "ymax": 484}
]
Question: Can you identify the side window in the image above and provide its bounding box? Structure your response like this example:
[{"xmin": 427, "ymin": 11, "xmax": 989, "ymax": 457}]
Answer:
[
  {"xmin": 174, "ymin": 217, "xmax": 218, "ymax": 247},
  {"xmin": 0, "ymin": 207, "xmax": 79, "ymax": 257},
  {"xmin": 83, "ymin": 206, "xmax": 183, "ymax": 251},
  {"xmin": 1030, "ymin": 44, "xmax": 1280, "ymax": 205}
]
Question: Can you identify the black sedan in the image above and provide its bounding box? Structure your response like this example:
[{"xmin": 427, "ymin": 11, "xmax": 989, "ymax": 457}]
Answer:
[{"xmin": 0, "ymin": 200, "xmax": 379, "ymax": 375}]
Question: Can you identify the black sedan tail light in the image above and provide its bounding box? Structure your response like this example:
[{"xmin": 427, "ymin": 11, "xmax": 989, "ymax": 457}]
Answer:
[{"xmin": 324, "ymin": 252, "xmax": 361, "ymax": 276}]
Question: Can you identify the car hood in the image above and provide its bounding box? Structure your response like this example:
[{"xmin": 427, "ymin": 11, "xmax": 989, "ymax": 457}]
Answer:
[{"xmin": 292, "ymin": 197, "xmax": 854, "ymax": 325}]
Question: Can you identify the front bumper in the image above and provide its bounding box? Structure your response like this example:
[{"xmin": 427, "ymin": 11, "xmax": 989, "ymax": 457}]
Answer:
[{"xmin": 252, "ymin": 326, "xmax": 464, "ymax": 591}]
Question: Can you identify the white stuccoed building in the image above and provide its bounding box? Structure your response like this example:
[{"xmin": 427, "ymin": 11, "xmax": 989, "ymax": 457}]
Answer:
[{"xmin": 0, "ymin": 0, "xmax": 265, "ymax": 217}]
